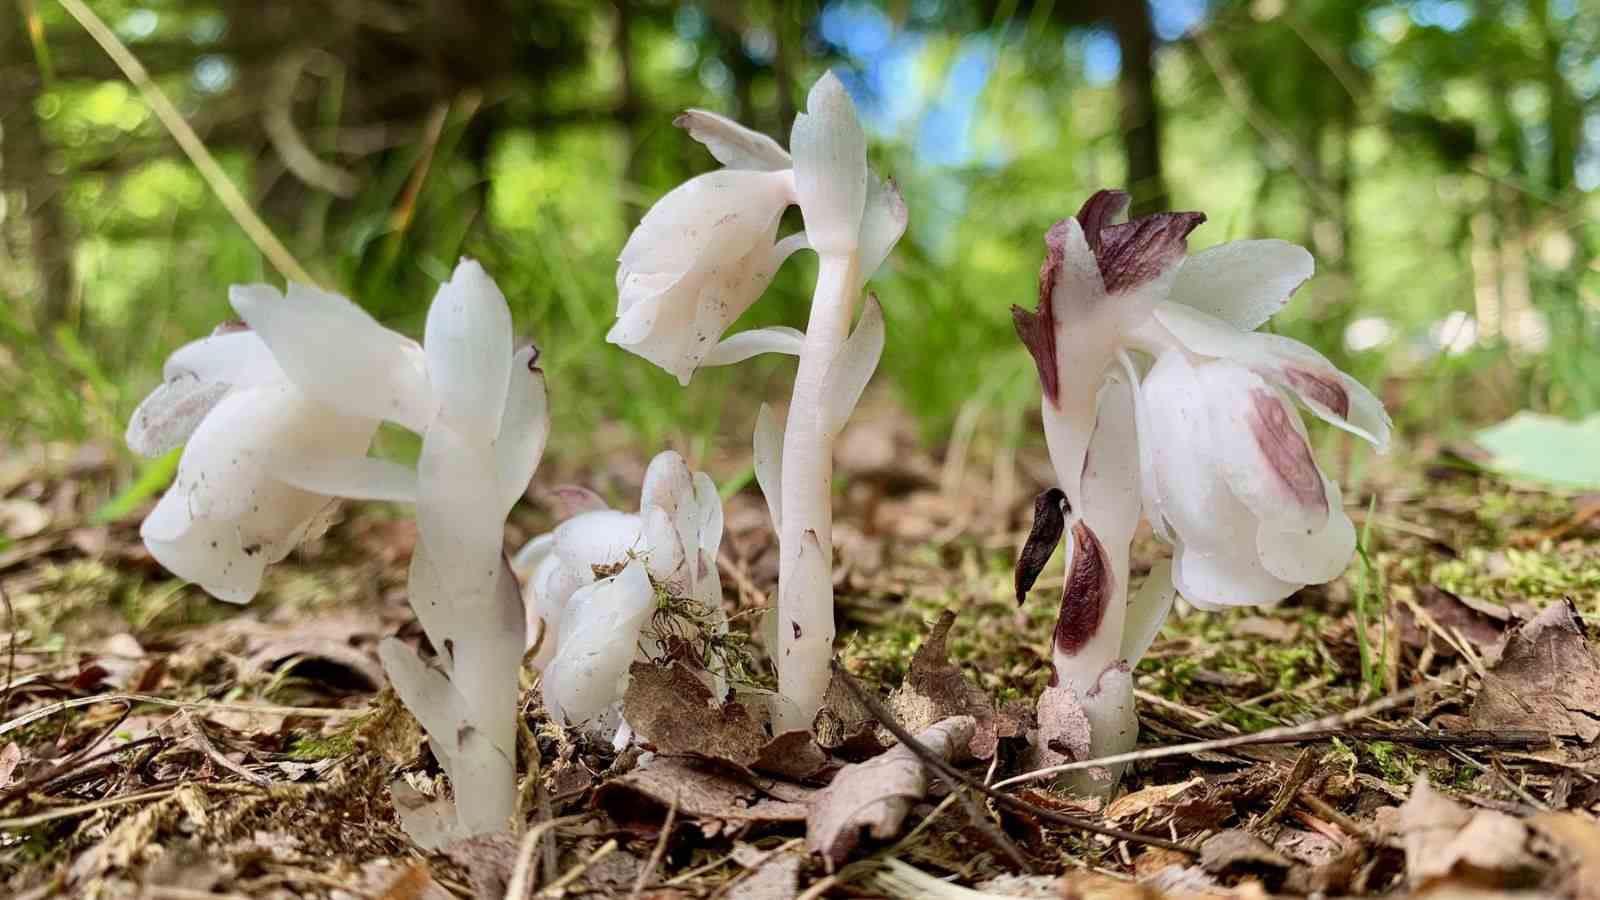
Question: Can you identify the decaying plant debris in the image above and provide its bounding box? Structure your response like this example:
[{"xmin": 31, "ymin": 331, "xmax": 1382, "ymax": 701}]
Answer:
[{"xmin": 2, "ymin": 428, "xmax": 1599, "ymax": 898}]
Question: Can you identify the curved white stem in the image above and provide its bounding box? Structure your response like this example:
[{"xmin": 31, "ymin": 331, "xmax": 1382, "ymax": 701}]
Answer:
[{"xmin": 774, "ymin": 250, "xmax": 861, "ymax": 731}]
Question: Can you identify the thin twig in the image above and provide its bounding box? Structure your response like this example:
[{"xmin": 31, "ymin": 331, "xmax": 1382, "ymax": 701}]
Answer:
[
  {"xmin": 182, "ymin": 710, "xmax": 270, "ymax": 787},
  {"xmin": 0, "ymin": 781, "xmax": 261, "ymax": 829},
  {"xmin": 504, "ymin": 814, "xmax": 587, "ymax": 900},
  {"xmin": 0, "ymin": 702, "xmax": 138, "ymax": 805},
  {"xmin": 56, "ymin": 0, "xmax": 317, "ymax": 286},
  {"xmin": 998, "ymin": 669, "xmax": 1465, "ymax": 791},
  {"xmin": 831, "ymin": 661, "xmax": 1193, "ymax": 856},
  {"xmin": 538, "ymin": 838, "xmax": 617, "ymax": 897},
  {"xmin": 1, "ymin": 586, "xmax": 16, "ymax": 720}
]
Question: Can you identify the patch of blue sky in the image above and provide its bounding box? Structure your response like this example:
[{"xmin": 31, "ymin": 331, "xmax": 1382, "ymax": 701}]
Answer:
[
  {"xmin": 1150, "ymin": 0, "xmax": 1208, "ymax": 41},
  {"xmin": 1409, "ymin": 0, "xmax": 1472, "ymax": 32}
]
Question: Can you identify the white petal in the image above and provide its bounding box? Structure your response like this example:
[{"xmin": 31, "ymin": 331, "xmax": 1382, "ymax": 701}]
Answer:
[
  {"xmin": 494, "ymin": 345, "xmax": 549, "ymax": 516},
  {"xmin": 1118, "ymin": 351, "xmax": 1169, "ymax": 542},
  {"xmin": 675, "ymin": 108, "xmax": 791, "ymax": 170},
  {"xmin": 141, "ymin": 497, "xmax": 263, "ymax": 604},
  {"xmin": 617, "ymin": 169, "xmax": 795, "ymax": 282},
  {"xmin": 415, "ymin": 423, "xmax": 503, "ymax": 609},
  {"xmin": 819, "ymin": 295, "xmax": 885, "ymax": 436},
  {"xmin": 1121, "ymin": 560, "xmax": 1176, "ymax": 664},
  {"xmin": 162, "ymin": 328, "xmax": 284, "ymax": 387},
  {"xmin": 701, "ymin": 326, "xmax": 805, "ymax": 367},
  {"xmin": 553, "ymin": 509, "xmax": 644, "ymax": 570},
  {"xmin": 377, "ymin": 636, "xmax": 468, "ymax": 753},
  {"xmin": 1172, "ymin": 537, "xmax": 1299, "ymax": 611},
  {"xmin": 511, "ymin": 532, "xmax": 554, "ymax": 585},
  {"xmin": 271, "ymin": 456, "xmax": 418, "ymax": 503},
  {"xmin": 1195, "ymin": 361, "xmax": 1331, "ymax": 535},
  {"xmin": 1152, "ymin": 302, "xmax": 1391, "ymax": 449},
  {"xmin": 126, "ymin": 373, "xmax": 233, "ymax": 458},
  {"xmin": 858, "ymin": 174, "xmax": 908, "ymax": 280},
  {"xmin": 424, "ymin": 259, "xmax": 514, "ymax": 444},
  {"xmin": 1080, "ymin": 375, "xmax": 1142, "ymax": 549},
  {"xmin": 1256, "ymin": 475, "xmax": 1357, "ymax": 584},
  {"xmin": 790, "ymin": 72, "xmax": 868, "ymax": 257},
  {"xmin": 542, "ymin": 560, "xmax": 655, "ymax": 726},
  {"xmin": 754, "ymin": 403, "xmax": 783, "ymax": 532},
  {"xmin": 230, "ymin": 283, "xmax": 434, "ymax": 433},
  {"xmin": 1168, "ymin": 239, "xmax": 1314, "ymax": 331}
]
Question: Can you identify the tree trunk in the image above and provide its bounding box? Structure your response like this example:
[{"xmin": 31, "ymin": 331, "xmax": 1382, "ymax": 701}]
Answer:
[{"xmin": 1109, "ymin": 2, "xmax": 1166, "ymax": 215}]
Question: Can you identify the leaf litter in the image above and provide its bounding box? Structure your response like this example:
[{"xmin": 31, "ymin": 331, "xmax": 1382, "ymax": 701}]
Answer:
[{"xmin": 2, "ymin": 429, "xmax": 1600, "ymax": 897}]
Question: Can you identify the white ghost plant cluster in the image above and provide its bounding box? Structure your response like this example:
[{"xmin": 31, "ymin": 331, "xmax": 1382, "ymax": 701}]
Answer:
[
  {"xmin": 128, "ymin": 259, "xmax": 548, "ymax": 841},
  {"xmin": 512, "ymin": 450, "xmax": 726, "ymax": 742},
  {"xmin": 609, "ymin": 72, "xmax": 907, "ymax": 730},
  {"xmin": 1011, "ymin": 190, "xmax": 1391, "ymax": 795}
]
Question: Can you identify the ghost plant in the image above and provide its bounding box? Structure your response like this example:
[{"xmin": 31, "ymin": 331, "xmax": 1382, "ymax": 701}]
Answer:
[
  {"xmin": 609, "ymin": 72, "xmax": 907, "ymax": 731},
  {"xmin": 1012, "ymin": 190, "xmax": 1390, "ymax": 794},
  {"xmin": 513, "ymin": 450, "xmax": 726, "ymax": 743},
  {"xmin": 128, "ymin": 259, "xmax": 547, "ymax": 840}
]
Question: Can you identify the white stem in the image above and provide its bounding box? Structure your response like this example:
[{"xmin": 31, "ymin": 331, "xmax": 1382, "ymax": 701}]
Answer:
[{"xmin": 774, "ymin": 250, "xmax": 860, "ymax": 731}]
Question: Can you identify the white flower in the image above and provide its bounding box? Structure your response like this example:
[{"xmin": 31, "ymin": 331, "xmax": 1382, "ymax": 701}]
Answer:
[
  {"xmin": 515, "ymin": 450, "xmax": 725, "ymax": 729},
  {"xmin": 1014, "ymin": 190, "xmax": 1390, "ymax": 795},
  {"xmin": 127, "ymin": 310, "xmax": 395, "ymax": 603},
  {"xmin": 1014, "ymin": 190, "xmax": 1390, "ymax": 613},
  {"xmin": 608, "ymin": 73, "xmax": 906, "ymax": 385}
]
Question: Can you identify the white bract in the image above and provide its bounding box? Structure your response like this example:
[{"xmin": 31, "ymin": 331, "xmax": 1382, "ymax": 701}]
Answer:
[
  {"xmin": 1012, "ymin": 190, "xmax": 1390, "ymax": 795},
  {"xmin": 514, "ymin": 451, "xmax": 726, "ymax": 738},
  {"xmin": 609, "ymin": 73, "xmax": 907, "ymax": 731},
  {"xmin": 128, "ymin": 260, "xmax": 548, "ymax": 842}
]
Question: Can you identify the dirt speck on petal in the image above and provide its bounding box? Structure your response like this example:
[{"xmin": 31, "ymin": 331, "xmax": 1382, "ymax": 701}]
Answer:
[{"xmin": 805, "ymin": 715, "xmax": 975, "ymax": 866}]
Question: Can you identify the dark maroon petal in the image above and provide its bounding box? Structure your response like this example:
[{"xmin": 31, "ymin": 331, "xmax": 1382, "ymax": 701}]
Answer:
[
  {"xmin": 1054, "ymin": 521, "xmax": 1112, "ymax": 657},
  {"xmin": 1012, "ymin": 220, "xmax": 1075, "ymax": 407},
  {"xmin": 1095, "ymin": 211, "xmax": 1206, "ymax": 294},
  {"xmin": 211, "ymin": 319, "xmax": 251, "ymax": 335},
  {"xmin": 1015, "ymin": 488, "xmax": 1070, "ymax": 605},
  {"xmin": 1283, "ymin": 367, "xmax": 1351, "ymax": 419},
  {"xmin": 1075, "ymin": 190, "xmax": 1130, "ymax": 254},
  {"xmin": 1247, "ymin": 388, "xmax": 1329, "ymax": 515}
]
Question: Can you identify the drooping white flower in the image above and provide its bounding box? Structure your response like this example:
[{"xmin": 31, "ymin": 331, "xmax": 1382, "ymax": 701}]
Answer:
[
  {"xmin": 612, "ymin": 72, "xmax": 908, "ymax": 732},
  {"xmin": 1013, "ymin": 189, "xmax": 1389, "ymax": 795},
  {"xmin": 169, "ymin": 261, "xmax": 544, "ymax": 841},
  {"xmin": 515, "ymin": 451, "xmax": 726, "ymax": 731},
  {"xmin": 127, "ymin": 311, "xmax": 399, "ymax": 603}
]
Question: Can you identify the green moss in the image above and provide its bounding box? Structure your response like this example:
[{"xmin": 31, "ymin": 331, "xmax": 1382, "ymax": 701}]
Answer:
[{"xmin": 1430, "ymin": 546, "xmax": 1600, "ymax": 606}]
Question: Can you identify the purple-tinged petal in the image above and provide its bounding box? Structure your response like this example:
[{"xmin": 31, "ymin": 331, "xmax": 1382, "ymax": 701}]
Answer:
[
  {"xmin": 1094, "ymin": 211, "xmax": 1206, "ymax": 295},
  {"xmin": 1075, "ymin": 189, "xmax": 1130, "ymax": 253},
  {"xmin": 1196, "ymin": 361, "xmax": 1331, "ymax": 535},
  {"xmin": 1015, "ymin": 487, "xmax": 1068, "ymax": 605},
  {"xmin": 1054, "ymin": 521, "xmax": 1113, "ymax": 658}
]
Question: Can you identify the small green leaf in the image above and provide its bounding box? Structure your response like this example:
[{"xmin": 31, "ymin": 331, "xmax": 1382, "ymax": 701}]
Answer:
[
  {"xmin": 94, "ymin": 448, "xmax": 180, "ymax": 524},
  {"xmin": 1474, "ymin": 412, "xmax": 1600, "ymax": 490}
]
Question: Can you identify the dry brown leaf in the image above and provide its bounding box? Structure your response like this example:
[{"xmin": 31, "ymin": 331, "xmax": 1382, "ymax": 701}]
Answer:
[
  {"xmin": 1529, "ymin": 811, "xmax": 1600, "ymax": 900},
  {"xmin": 1104, "ymin": 777, "xmax": 1204, "ymax": 823},
  {"xmin": 1056, "ymin": 871, "xmax": 1168, "ymax": 899},
  {"xmin": 1469, "ymin": 600, "xmax": 1600, "ymax": 743},
  {"xmin": 593, "ymin": 755, "xmax": 809, "ymax": 838},
  {"xmin": 726, "ymin": 847, "xmax": 803, "ymax": 900},
  {"xmin": 1199, "ymin": 829, "xmax": 1294, "ymax": 886},
  {"xmin": 888, "ymin": 609, "xmax": 1015, "ymax": 759},
  {"xmin": 1398, "ymin": 777, "xmax": 1547, "ymax": 891},
  {"xmin": 624, "ymin": 661, "xmax": 767, "ymax": 764},
  {"xmin": 0, "ymin": 741, "xmax": 21, "ymax": 789},
  {"xmin": 804, "ymin": 715, "xmax": 975, "ymax": 866}
]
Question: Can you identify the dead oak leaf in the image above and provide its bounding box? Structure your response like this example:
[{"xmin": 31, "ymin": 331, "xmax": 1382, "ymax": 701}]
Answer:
[
  {"xmin": 624, "ymin": 661, "xmax": 767, "ymax": 764},
  {"xmin": 805, "ymin": 715, "xmax": 975, "ymax": 866},
  {"xmin": 1398, "ymin": 777, "xmax": 1548, "ymax": 891},
  {"xmin": 888, "ymin": 609, "xmax": 1015, "ymax": 759},
  {"xmin": 1469, "ymin": 600, "xmax": 1600, "ymax": 744},
  {"xmin": 593, "ymin": 756, "xmax": 809, "ymax": 839}
]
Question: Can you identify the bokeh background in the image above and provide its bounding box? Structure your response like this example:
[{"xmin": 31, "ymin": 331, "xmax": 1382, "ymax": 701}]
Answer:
[{"xmin": 2, "ymin": 0, "xmax": 1597, "ymax": 478}]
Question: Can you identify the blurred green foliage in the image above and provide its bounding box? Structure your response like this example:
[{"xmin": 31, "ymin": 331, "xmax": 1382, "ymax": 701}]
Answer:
[{"xmin": 0, "ymin": 0, "xmax": 1596, "ymax": 464}]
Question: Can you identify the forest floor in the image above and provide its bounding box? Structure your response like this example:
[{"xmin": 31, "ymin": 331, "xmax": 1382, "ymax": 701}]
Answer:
[{"xmin": 2, "ymin": 409, "xmax": 1599, "ymax": 899}]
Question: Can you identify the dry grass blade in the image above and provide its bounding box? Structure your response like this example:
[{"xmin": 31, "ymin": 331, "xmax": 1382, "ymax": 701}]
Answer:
[
  {"xmin": 0, "ymin": 692, "xmax": 364, "ymax": 738},
  {"xmin": 55, "ymin": 0, "xmax": 317, "ymax": 286},
  {"xmin": 504, "ymin": 814, "xmax": 588, "ymax": 900}
]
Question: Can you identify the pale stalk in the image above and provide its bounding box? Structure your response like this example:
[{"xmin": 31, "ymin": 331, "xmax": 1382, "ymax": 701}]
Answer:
[
  {"xmin": 1050, "ymin": 521, "xmax": 1134, "ymax": 794},
  {"xmin": 774, "ymin": 251, "xmax": 860, "ymax": 731}
]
